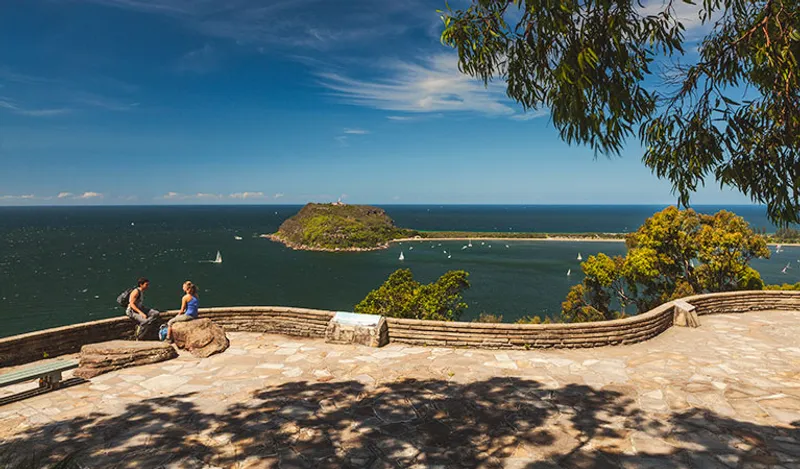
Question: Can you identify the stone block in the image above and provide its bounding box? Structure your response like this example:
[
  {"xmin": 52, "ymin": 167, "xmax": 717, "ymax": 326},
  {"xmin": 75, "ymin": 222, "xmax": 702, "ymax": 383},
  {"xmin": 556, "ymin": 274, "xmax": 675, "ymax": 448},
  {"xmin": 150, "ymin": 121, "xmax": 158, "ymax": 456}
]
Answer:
[
  {"xmin": 325, "ymin": 312, "xmax": 388, "ymax": 347},
  {"xmin": 171, "ymin": 318, "xmax": 230, "ymax": 358},
  {"xmin": 75, "ymin": 340, "xmax": 177, "ymax": 378},
  {"xmin": 673, "ymin": 300, "xmax": 700, "ymax": 328}
]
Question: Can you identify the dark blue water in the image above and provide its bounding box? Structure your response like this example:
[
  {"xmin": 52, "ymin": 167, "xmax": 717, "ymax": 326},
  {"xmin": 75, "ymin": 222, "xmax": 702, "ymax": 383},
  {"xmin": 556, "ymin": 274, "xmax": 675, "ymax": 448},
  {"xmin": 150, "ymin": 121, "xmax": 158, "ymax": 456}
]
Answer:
[{"xmin": 0, "ymin": 205, "xmax": 792, "ymax": 337}]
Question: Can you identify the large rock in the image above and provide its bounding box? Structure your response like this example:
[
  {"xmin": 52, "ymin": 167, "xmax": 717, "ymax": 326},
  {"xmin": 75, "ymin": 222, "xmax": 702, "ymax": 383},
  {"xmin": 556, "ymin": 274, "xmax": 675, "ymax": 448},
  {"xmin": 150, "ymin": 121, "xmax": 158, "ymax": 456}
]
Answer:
[
  {"xmin": 171, "ymin": 318, "xmax": 229, "ymax": 357},
  {"xmin": 75, "ymin": 340, "xmax": 177, "ymax": 378},
  {"xmin": 325, "ymin": 312, "xmax": 388, "ymax": 347}
]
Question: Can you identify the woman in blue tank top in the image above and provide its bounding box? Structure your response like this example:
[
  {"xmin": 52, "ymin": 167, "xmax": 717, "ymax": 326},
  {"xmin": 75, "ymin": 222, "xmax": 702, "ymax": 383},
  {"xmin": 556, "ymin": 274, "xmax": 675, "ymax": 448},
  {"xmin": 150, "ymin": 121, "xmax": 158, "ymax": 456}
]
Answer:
[{"xmin": 167, "ymin": 280, "xmax": 199, "ymax": 340}]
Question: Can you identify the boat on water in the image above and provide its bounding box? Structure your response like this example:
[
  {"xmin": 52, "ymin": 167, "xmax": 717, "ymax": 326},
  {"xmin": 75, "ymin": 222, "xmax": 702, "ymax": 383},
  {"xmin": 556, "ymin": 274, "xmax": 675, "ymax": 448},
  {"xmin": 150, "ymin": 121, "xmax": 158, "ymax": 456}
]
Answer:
[
  {"xmin": 399, "ymin": 251, "xmax": 405, "ymax": 261},
  {"xmin": 213, "ymin": 250, "xmax": 223, "ymax": 264},
  {"xmin": 234, "ymin": 236, "xmax": 243, "ymax": 240},
  {"xmin": 567, "ymin": 269, "xmax": 571, "ymax": 276},
  {"xmin": 577, "ymin": 253, "xmax": 582, "ymax": 261}
]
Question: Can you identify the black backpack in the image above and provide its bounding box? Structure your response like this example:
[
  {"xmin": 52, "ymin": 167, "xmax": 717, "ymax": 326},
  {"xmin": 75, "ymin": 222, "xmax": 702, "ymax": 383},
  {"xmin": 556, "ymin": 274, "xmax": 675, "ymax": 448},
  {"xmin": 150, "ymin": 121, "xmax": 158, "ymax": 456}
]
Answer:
[{"xmin": 116, "ymin": 287, "xmax": 135, "ymax": 309}]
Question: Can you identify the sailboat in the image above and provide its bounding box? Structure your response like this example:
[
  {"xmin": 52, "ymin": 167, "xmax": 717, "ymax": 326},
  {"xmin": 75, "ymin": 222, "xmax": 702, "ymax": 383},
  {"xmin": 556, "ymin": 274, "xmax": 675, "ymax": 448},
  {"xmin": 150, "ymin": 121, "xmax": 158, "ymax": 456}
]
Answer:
[
  {"xmin": 399, "ymin": 251, "xmax": 405, "ymax": 261},
  {"xmin": 213, "ymin": 251, "xmax": 223, "ymax": 264},
  {"xmin": 577, "ymin": 253, "xmax": 582, "ymax": 261},
  {"xmin": 234, "ymin": 236, "xmax": 243, "ymax": 240},
  {"xmin": 782, "ymin": 262, "xmax": 790, "ymax": 274},
  {"xmin": 461, "ymin": 245, "xmax": 468, "ymax": 250},
  {"xmin": 567, "ymin": 269, "xmax": 571, "ymax": 276},
  {"xmin": 468, "ymin": 240, "xmax": 473, "ymax": 248}
]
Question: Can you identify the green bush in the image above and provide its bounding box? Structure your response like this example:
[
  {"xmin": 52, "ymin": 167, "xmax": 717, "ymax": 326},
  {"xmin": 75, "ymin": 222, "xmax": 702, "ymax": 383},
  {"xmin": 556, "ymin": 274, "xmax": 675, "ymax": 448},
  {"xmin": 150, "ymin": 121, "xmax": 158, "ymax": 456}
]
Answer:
[
  {"xmin": 765, "ymin": 282, "xmax": 800, "ymax": 291},
  {"xmin": 473, "ymin": 313, "xmax": 503, "ymax": 323},
  {"xmin": 355, "ymin": 269, "xmax": 470, "ymax": 321}
]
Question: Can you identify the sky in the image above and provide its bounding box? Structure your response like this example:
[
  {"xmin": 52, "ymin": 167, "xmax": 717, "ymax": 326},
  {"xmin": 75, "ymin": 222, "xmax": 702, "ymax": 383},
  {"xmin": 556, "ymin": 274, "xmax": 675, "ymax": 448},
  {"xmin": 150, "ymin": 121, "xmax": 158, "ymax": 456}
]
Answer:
[{"xmin": 0, "ymin": 0, "xmax": 754, "ymax": 206}]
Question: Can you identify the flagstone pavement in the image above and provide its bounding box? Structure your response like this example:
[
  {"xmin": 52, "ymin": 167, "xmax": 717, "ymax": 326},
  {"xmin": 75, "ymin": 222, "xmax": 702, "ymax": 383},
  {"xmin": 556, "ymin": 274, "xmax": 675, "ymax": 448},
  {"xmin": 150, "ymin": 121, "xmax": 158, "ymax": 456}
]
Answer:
[{"xmin": 1, "ymin": 310, "xmax": 800, "ymax": 468}]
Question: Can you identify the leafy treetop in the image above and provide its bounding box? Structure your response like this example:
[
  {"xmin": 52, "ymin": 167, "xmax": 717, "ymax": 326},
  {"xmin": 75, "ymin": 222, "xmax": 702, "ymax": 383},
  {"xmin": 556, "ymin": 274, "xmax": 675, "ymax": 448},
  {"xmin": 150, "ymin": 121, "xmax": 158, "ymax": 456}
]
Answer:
[
  {"xmin": 562, "ymin": 206, "xmax": 770, "ymax": 322},
  {"xmin": 441, "ymin": 0, "xmax": 800, "ymax": 224},
  {"xmin": 355, "ymin": 269, "xmax": 470, "ymax": 321}
]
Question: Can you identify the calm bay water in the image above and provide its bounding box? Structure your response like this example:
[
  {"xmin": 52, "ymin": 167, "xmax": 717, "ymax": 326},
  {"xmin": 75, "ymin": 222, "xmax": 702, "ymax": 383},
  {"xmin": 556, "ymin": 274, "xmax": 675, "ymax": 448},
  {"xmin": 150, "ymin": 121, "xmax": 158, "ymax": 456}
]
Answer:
[{"xmin": 0, "ymin": 205, "xmax": 795, "ymax": 338}]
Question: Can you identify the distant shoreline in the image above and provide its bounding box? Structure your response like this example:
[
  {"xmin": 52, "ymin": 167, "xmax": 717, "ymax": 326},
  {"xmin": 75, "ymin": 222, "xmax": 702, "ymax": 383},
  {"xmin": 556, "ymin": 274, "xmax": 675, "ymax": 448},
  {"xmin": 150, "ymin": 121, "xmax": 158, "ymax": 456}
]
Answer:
[{"xmin": 390, "ymin": 236, "xmax": 625, "ymax": 243}]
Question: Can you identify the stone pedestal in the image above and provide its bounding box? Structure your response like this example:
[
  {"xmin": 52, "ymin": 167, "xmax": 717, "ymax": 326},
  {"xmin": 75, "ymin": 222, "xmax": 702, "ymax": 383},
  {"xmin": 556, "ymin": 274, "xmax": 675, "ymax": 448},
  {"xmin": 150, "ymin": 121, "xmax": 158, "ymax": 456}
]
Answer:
[
  {"xmin": 75, "ymin": 340, "xmax": 177, "ymax": 378},
  {"xmin": 171, "ymin": 318, "xmax": 229, "ymax": 358},
  {"xmin": 673, "ymin": 300, "xmax": 700, "ymax": 328},
  {"xmin": 325, "ymin": 312, "xmax": 388, "ymax": 347}
]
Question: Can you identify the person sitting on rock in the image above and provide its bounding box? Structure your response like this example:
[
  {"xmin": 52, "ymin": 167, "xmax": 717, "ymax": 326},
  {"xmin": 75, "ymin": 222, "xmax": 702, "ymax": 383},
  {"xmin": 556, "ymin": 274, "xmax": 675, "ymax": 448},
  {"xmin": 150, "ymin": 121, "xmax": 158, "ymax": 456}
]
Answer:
[
  {"xmin": 167, "ymin": 280, "xmax": 199, "ymax": 341},
  {"xmin": 127, "ymin": 277, "xmax": 160, "ymax": 339}
]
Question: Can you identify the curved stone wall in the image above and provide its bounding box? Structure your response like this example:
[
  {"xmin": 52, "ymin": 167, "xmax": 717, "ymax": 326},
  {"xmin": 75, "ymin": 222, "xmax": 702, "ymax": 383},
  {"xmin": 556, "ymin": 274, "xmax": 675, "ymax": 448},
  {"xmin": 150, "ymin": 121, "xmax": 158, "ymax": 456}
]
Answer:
[
  {"xmin": 385, "ymin": 290, "xmax": 800, "ymax": 349},
  {"xmin": 0, "ymin": 307, "xmax": 334, "ymax": 367},
  {"xmin": 2, "ymin": 291, "xmax": 799, "ymax": 367}
]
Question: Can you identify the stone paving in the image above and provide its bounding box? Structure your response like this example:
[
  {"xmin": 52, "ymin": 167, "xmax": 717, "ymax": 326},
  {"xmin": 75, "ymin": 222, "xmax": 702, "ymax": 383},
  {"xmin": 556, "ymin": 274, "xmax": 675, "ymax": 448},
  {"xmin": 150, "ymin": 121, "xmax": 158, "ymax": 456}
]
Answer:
[{"xmin": 1, "ymin": 310, "xmax": 800, "ymax": 468}]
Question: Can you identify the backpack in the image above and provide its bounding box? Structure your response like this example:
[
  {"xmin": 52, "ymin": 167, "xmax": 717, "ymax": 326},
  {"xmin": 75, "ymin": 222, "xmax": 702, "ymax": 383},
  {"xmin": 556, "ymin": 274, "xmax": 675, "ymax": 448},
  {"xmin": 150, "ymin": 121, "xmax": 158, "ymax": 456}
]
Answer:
[
  {"xmin": 116, "ymin": 287, "xmax": 135, "ymax": 309},
  {"xmin": 159, "ymin": 324, "xmax": 169, "ymax": 341}
]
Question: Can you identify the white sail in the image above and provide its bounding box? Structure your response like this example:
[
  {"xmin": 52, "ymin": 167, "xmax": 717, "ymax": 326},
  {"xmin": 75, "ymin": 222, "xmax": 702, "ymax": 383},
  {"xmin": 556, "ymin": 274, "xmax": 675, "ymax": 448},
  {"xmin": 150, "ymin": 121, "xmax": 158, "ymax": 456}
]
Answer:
[
  {"xmin": 468, "ymin": 240, "xmax": 472, "ymax": 247},
  {"xmin": 567, "ymin": 269, "xmax": 571, "ymax": 276},
  {"xmin": 234, "ymin": 236, "xmax": 242, "ymax": 240},
  {"xmin": 214, "ymin": 251, "xmax": 222, "ymax": 264},
  {"xmin": 577, "ymin": 253, "xmax": 582, "ymax": 261},
  {"xmin": 399, "ymin": 251, "xmax": 404, "ymax": 261}
]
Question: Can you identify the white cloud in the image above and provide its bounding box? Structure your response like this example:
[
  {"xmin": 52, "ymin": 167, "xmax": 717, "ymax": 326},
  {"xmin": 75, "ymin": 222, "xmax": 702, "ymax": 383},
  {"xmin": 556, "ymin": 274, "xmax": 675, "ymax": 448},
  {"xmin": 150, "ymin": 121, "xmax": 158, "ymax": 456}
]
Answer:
[
  {"xmin": 0, "ymin": 98, "xmax": 71, "ymax": 117},
  {"xmin": 176, "ymin": 44, "xmax": 220, "ymax": 74},
  {"xmin": 510, "ymin": 109, "xmax": 549, "ymax": 121},
  {"xmin": 57, "ymin": 192, "xmax": 74, "ymax": 199},
  {"xmin": 319, "ymin": 54, "xmax": 516, "ymax": 116},
  {"xmin": 163, "ymin": 191, "xmax": 181, "ymax": 199},
  {"xmin": 0, "ymin": 194, "xmax": 35, "ymax": 200},
  {"xmin": 78, "ymin": 192, "xmax": 103, "ymax": 199},
  {"xmin": 638, "ymin": 0, "xmax": 712, "ymax": 38},
  {"xmin": 334, "ymin": 135, "xmax": 349, "ymax": 146},
  {"xmin": 195, "ymin": 193, "xmax": 222, "ymax": 199},
  {"xmin": 273, "ymin": 193, "xmax": 285, "ymax": 199},
  {"xmin": 387, "ymin": 115, "xmax": 413, "ymax": 121},
  {"xmin": 343, "ymin": 128, "xmax": 369, "ymax": 134},
  {"xmin": 82, "ymin": 0, "xmax": 426, "ymax": 49},
  {"xmin": 229, "ymin": 191, "xmax": 265, "ymax": 199}
]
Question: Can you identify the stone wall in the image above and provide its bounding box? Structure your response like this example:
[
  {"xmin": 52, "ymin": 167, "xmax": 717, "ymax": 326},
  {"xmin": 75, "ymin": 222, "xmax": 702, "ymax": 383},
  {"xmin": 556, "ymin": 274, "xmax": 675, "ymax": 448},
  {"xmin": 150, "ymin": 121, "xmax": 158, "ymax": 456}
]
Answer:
[
  {"xmin": 0, "ymin": 317, "xmax": 136, "ymax": 367},
  {"xmin": 2, "ymin": 292, "xmax": 799, "ymax": 366},
  {"xmin": 385, "ymin": 291, "xmax": 800, "ymax": 349}
]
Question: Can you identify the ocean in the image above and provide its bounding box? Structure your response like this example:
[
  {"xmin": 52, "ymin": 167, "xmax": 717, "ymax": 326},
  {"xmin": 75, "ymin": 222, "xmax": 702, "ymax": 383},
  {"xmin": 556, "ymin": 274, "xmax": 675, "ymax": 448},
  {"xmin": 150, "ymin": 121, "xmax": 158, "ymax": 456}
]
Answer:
[{"xmin": 0, "ymin": 204, "xmax": 795, "ymax": 338}]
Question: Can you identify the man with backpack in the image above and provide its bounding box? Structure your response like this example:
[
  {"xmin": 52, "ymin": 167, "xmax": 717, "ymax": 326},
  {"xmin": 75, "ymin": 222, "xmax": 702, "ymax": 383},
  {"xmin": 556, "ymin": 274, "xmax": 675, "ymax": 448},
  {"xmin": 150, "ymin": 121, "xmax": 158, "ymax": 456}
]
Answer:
[{"xmin": 119, "ymin": 277, "xmax": 160, "ymax": 339}]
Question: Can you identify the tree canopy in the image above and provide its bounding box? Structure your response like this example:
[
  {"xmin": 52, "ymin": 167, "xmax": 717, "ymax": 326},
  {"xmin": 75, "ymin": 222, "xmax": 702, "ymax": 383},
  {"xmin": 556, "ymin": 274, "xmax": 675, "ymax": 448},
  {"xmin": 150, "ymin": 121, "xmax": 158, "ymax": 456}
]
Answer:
[
  {"xmin": 355, "ymin": 269, "xmax": 470, "ymax": 321},
  {"xmin": 562, "ymin": 207, "xmax": 769, "ymax": 322},
  {"xmin": 441, "ymin": 0, "xmax": 800, "ymax": 224}
]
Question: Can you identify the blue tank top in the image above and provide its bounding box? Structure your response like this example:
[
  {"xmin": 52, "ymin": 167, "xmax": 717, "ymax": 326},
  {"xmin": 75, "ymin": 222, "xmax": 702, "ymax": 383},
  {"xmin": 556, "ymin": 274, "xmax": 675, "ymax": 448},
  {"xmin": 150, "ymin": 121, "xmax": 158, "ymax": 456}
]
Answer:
[{"xmin": 185, "ymin": 296, "xmax": 199, "ymax": 318}]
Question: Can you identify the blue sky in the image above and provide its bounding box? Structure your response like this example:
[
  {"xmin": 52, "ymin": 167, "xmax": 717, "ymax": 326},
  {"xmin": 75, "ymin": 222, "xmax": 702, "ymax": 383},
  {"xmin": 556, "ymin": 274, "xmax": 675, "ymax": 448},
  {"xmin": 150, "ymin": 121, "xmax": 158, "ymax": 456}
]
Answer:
[{"xmin": 0, "ymin": 0, "xmax": 753, "ymax": 206}]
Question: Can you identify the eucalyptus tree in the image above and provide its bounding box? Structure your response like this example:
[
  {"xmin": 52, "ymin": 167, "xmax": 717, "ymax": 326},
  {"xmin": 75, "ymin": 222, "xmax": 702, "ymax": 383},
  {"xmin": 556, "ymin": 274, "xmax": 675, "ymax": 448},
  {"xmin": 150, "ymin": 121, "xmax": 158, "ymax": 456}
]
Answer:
[{"xmin": 441, "ymin": 0, "xmax": 800, "ymax": 223}]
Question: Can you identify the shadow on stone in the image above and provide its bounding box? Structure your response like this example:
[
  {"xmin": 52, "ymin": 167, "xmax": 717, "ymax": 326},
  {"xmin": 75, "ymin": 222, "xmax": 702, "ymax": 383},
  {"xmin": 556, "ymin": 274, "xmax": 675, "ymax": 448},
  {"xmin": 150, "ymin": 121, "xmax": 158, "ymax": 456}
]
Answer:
[{"xmin": 1, "ymin": 377, "xmax": 798, "ymax": 468}]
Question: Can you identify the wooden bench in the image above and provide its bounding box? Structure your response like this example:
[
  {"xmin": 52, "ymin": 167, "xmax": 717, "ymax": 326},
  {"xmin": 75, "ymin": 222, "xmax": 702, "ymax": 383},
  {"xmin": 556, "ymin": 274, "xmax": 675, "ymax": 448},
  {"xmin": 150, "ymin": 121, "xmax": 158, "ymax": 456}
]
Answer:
[{"xmin": 0, "ymin": 359, "xmax": 79, "ymax": 390}]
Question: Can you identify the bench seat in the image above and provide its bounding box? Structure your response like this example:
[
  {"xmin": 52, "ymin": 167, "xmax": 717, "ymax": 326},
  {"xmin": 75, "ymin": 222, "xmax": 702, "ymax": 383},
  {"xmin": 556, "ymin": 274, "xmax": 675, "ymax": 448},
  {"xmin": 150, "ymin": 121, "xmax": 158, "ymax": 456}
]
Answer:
[{"xmin": 0, "ymin": 359, "xmax": 79, "ymax": 389}]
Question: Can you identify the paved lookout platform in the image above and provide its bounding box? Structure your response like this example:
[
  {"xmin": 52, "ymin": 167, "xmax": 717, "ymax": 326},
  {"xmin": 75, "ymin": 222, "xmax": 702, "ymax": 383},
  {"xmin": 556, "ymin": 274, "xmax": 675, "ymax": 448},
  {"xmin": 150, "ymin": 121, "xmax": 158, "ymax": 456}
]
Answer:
[{"xmin": 1, "ymin": 310, "xmax": 799, "ymax": 468}]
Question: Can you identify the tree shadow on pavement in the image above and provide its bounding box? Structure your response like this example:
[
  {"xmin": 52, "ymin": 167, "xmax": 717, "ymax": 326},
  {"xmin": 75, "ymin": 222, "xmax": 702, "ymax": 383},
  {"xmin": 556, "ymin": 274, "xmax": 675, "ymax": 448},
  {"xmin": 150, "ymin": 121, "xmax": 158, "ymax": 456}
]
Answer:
[{"xmin": 1, "ymin": 376, "xmax": 798, "ymax": 468}]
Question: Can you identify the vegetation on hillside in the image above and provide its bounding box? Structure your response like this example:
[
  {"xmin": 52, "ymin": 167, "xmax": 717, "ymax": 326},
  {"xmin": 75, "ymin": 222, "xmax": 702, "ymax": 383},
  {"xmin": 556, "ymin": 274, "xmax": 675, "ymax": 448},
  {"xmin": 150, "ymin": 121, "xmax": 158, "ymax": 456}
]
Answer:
[
  {"xmin": 769, "ymin": 227, "xmax": 800, "ymax": 243},
  {"xmin": 273, "ymin": 203, "xmax": 417, "ymax": 250},
  {"xmin": 354, "ymin": 269, "xmax": 470, "ymax": 321},
  {"xmin": 441, "ymin": 1, "xmax": 800, "ymax": 224},
  {"xmin": 561, "ymin": 207, "xmax": 770, "ymax": 322}
]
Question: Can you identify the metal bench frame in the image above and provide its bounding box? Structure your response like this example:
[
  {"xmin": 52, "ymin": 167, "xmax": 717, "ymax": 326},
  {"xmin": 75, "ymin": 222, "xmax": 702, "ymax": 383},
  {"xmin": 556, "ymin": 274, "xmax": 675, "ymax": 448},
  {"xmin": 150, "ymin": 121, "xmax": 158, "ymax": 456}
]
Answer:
[{"xmin": 0, "ymin": 359, "xmax": 79, "ymax": 390}]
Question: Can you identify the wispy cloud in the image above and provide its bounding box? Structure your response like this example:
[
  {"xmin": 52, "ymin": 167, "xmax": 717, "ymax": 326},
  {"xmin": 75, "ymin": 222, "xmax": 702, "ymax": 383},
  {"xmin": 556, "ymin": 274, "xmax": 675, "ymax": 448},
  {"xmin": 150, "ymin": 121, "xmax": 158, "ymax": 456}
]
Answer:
[
  {"xmin": 229, "ymin": 191, "xmax": 265, "ymax": 199},
  {"xmin": 273, "ymin": 193, "xmax": 285, "ymax": 199},
  {"xmin": 83, "ymin": 0, "xmax": 429, "ymax": 50},
  {"xmin": 319, "ymin": 54, "xmax": 516, "ymax": 116},
  {"xmin": 343, "ymin": 128, "xmax": 369, "ymax": 135},
  {"xmin": 387, "ymin": 115, "xmax": 414, "ymax": 121},
  {"xmin": 334, "ymin": 135, "xmax": 349, "ymax": 147},
  {"xmin": 78, "ymin": 191, "xmax": 103, "ymax": 199},
  {"xmin": 0, "ymin": 98, "xmax": 71, "ymax": 117},
  {"xmin": 0, "ymin": 194, "xmax": 35, "ymax": 200},
  {"xmin": 57, "ymin": 192, "xmax": 74, "ymax": 199},
  {"xmin": 510, "ymin": 109, "xmax": 549, "ymax": 121},
  {"xmin": 176, "ymin": 44, "xmax": 220, "ymax": 74}
]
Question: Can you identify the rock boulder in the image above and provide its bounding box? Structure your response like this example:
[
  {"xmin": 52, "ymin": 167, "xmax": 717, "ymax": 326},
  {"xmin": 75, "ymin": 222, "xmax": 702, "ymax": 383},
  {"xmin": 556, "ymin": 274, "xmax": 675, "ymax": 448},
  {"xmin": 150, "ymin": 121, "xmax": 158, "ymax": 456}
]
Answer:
[
  {"xmin": 171, "ymin": 318, "xmax": 229, "ymax": 357},
  {"xmin": 75, "ymin": 340, "xmax": 178, "ymax": 378}
]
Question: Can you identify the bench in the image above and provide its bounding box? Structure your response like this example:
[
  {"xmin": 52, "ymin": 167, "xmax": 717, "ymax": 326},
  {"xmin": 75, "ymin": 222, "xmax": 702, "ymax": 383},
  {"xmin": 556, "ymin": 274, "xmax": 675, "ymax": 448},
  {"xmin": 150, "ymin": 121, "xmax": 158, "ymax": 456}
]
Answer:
[{"xmin": 0, "ymin": 359, "xmax": 79, "ymax": 390}]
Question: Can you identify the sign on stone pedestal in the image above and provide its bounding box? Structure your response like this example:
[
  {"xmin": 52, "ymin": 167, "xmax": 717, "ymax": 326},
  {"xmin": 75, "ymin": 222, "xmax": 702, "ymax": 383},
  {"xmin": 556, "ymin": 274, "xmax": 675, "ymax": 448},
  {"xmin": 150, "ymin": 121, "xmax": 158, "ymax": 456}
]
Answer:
[
  {"xmin": 673, "ymin": 300, "xmax": 700, "ymax": 328},
  {"xmin": 325, "ymin": 312, "xmax": 388, "ymax": 347}
]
